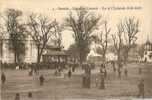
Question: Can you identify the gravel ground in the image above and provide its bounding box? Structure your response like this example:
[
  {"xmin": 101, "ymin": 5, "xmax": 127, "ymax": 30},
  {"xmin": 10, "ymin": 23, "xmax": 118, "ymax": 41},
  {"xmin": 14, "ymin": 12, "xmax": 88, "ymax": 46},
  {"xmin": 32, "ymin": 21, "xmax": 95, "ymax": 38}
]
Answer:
[{"xmin": 1, "ymin": 63, "xmax": 152, "ymax": 100}]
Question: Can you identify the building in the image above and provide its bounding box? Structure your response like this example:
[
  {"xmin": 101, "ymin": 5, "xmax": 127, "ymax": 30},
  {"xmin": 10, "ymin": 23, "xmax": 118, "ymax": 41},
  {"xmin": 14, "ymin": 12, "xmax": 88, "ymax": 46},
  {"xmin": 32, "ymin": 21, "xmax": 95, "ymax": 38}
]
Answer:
[
  {"xmin": 0, "ymin": 35, "xmax": 37, "ymax": 63},
  {"xmin": 42, "ymin": 46, "xmax": 68, "ymax": 64},
  {"xmin": 0, "ymin": 35, "xmax": 66, "ymax": 64},
  {"xmin": 142, "ymin": 36, "xmax": 152, "ymax": 62}
]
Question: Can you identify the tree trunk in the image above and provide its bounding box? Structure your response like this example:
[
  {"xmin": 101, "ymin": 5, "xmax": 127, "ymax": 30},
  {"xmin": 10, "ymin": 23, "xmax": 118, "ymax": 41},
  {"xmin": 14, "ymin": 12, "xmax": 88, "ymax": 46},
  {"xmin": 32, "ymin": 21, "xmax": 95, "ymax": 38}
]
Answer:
[
  {"xmin": 14, "ymin": 52, "xmax": 17, "ymax": 64},
  {"xmin": 37, "ymin": 46, "xmax": 41, "ymax": 63},
  {"xmin": 37, "ymin": 54, "xmax": 41, "ymax": 63},
  {"xmin": 17, "ymin": 53, "xmax": 20, "ymax": 64},
  {"xmin": 103, "ymin": 53, "xmax": 106, "ymax": 63},
  {"xmin": 123, "ymin": 48, "xmax": 129, "ymax": 64},
  {"xmin": 117, "ymin": 51, "xmax": 121, "ymax": 68}
]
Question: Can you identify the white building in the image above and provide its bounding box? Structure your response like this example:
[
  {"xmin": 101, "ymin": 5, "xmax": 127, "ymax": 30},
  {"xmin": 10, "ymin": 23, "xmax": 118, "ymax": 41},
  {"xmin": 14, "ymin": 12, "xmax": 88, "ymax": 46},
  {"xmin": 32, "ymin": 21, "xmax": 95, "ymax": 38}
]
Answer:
[
  {"xmin": 0, "ymin": 35, "xmax": 37, "ymax": 63},
  {"xmin": 142, "ymin": 37, "xmax": 152, "ymax": 63}
]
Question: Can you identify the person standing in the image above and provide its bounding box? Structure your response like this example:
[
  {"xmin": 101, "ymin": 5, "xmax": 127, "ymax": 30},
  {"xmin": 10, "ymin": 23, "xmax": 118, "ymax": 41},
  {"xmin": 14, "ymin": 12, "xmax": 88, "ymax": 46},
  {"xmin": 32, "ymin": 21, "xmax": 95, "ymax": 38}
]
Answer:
[
  {"xmin": 124, "ymin": 68, "xmax": 128, "ymax": 77},
  {"xmin": 138, "ymin": 79, "xmax": 145, "ymax": 98},
  {"xmin": 14, "ymin": 93, "xmax": 20, "ymax": 100},
  {"xmin": 1, "ymin": 72, "xmax": 6, "ymax": 84},
  {"xmin": 28, "ymin": 92, "xmax": 32, "ymax": 98},
  {"xmin": 39, "ymin": 75, "xmax": 45, "ymax": 86},
  {"xmin": 112, "ymin": 61, "xmax": 116, "ymax": 72},
  {"xmin": 68, "ymin": 69, "xmax": 72, "ymax": 78},
  {"xmin": 118, "ymin": 68, "xmax": 121, "ymax": 78},
  {"xmin": 139, "ymin": 68, "xmax": 142, "ymax": 74},
  {"xmin": 99, "ymin": 72, "xmax": 105, "ymax": 89}
]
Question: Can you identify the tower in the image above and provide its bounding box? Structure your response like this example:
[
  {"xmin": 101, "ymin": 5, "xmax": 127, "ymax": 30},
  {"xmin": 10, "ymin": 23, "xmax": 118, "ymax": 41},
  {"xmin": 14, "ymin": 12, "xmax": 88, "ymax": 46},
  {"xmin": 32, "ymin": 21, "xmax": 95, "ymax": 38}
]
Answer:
[{"xmin": 145, "ymin": 34, "xmax": 152, "ymax": 51}]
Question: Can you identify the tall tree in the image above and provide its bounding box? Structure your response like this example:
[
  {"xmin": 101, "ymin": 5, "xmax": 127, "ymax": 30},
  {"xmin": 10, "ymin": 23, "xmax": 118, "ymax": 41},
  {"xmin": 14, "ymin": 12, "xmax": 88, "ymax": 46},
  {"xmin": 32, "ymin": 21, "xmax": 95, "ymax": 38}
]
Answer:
[
  {"xmin": 138, "ymin": 44, "xmax": 145, "ymax": 58},
  {"xmin": 65, "ymin": 8, "xmax": 100, "ymax": 64},
  {"xmin": 95, "ymin": 20, "xmax": 111, "ymax": 62},
  {"xmin": 27, "ymin": 14, "xmax": 59, "ymax": 63},
  {"xmin": 0, "ymin": 21, "xmax": 4, "ymax": 59},
  {"xmin": 123, "ymin": 17, "xmax": 139, "ymax": 63},
  {"xmin": 53, "ymin": 20, "xmax": 63, "ymax": 49},
  {"xmin": 112, "ymin": 22, "xmax": 124, "ymax": 68},
  {"xmin": 5, "ymin": 9, "xmax": 26, "ymax": 64}
]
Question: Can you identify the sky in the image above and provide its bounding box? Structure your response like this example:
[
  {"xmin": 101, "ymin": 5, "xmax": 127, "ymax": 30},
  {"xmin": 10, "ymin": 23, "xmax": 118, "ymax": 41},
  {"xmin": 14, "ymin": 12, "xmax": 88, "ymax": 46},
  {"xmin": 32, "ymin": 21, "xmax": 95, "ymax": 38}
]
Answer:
[{"xmin": 0, "ymin": 0, "xmax": 152, "ymax": 49}]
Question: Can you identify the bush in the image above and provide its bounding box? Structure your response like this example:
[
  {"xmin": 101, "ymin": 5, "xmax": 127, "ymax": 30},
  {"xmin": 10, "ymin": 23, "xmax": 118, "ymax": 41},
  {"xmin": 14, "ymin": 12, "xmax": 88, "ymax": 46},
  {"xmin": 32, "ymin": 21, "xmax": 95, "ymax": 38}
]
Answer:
[
  {"xmin": 1, "ymin": 63, "xmax": 17, "ymax": 69},
  {"xmin": 0, "ymin": 62, "xmax": 68, "ymax": 70}
]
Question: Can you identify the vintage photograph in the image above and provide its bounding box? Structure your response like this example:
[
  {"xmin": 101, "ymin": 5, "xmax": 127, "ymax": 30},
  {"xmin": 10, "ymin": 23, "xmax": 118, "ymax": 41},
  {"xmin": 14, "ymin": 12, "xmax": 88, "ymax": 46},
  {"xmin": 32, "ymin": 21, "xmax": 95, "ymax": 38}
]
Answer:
[{"xmin": 0, "ymin": 0, "xmax": 152, "ymax": 100}]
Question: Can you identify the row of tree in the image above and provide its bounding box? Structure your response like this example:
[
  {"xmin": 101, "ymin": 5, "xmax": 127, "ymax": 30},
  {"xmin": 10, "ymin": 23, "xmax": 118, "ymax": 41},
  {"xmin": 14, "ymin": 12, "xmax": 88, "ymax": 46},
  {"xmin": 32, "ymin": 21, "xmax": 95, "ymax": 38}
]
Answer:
[
  {"xmin": 0, "ymin": 8, "xmax": 140, "ymax": 67},
  {"xmin": 65, "ymin": 7, "xmax": 139, "ymax": 68},
  {"xmin": 0, "ymin": 9, "xmax": 62, "ymax": 64}
]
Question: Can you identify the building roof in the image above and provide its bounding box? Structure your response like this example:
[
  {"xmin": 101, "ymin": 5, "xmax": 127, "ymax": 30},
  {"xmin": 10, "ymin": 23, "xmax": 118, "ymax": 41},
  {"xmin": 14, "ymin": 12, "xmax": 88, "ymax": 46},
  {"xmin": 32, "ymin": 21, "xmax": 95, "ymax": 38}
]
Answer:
[
  {"xmin": 145, "ymin": 34, "xmax": 152, "ymax": 45},
  {"xmin": 43, "ymin": 50, "xmax": 68, "ymax": 56},
  {"xmin": 44, "ymin": 45, "xmax": 61, "ymax": 50}
]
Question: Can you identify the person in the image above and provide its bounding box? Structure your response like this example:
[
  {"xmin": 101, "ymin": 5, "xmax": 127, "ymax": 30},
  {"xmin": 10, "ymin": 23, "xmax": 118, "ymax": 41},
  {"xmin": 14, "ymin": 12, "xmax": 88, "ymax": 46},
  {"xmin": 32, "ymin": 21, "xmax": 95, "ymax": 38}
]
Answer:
[
  {"xmin": 99, "ymin": 72, "xmax": 105, "ymax": 89},
  {"xmin": 139, "ymin": 68, "xmax": 142, "ymax": 74},
  {"xmin": 100, "ymin": 66, "xmax": 103, "ymax": 73},
  {"xmin": 72, "ymin": 64, "xmax": 76, "ymax": 72},
  {"xmin": 39, "ymin": 75, "xmax": 45, "ymax": 86},
  {"xmin": 82, "ymin": 73, "xmax": 87, "ymax": 88},
  {"xmin": 112, "ymin": 61, "xmax": 116, "ymax": 72},
  {"xmin": 138, "ymin": 79, "xmax": 144, "ymax": 97},
  {"xmin": 14, "ymin": 93, "xmax": 20, "ymax": 100},
  {"xmin": 124, "ymin": 68, "xmax": 128, "ymax": 77},
  {"xmin": 86, "ymin": 73, "xmax": 91, "ymax": 88},
  {"xmin": 1, "ymin": 72, "xmax": 6, "ymax": 84},
  {"xmin": 16, "ymin": 65, "xmax": 19, "ymax": 70},
  {"xmin": 28, "ymin": 92, "xmax": 32, "ymax": 98},
  {"xmin": 85, "ymin": 64, "xmax": 91, "ymax": 88},
  {"xmin": 28, "ymin": 67, "xmax": 33, "ymax": 76},
  {"xmin": 54, "ymin": 68, "xmax": 58, "ymax": 76},
  {"xmin": 68, "ymin": 69, "xmax": 72, "ymax": 78},
  {"xmin": 95, "ymin": 77, "xmax": 99, "ymax": 87},
  {"xmin": 104, "ymin": 68, "xmax": 107, "ymax": 78},
  {"xmin": 118, "ymin": 68, "xmax": 121, "ymax": 78}
]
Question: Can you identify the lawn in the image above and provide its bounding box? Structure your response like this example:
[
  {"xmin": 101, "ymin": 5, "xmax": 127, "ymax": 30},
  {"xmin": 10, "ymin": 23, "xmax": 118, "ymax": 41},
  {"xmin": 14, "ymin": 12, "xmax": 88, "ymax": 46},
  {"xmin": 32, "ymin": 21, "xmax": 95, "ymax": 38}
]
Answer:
[{"xmin": 1, "ymin": 63, "xmax": 152, "ymax": 100}]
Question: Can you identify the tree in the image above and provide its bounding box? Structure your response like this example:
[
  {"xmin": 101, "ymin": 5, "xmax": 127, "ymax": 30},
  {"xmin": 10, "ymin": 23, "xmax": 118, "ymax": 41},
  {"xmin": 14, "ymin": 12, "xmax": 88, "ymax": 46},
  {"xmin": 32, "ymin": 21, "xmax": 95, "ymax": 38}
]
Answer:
[
  {"xmin": 123, "ymin": 17, "xmax": 139, "ymax": 63},
  {"xmin": 112, "ymin": 22, "xmax": 124, "ymax": 68},
  {"xmin": 27, "ymin": 14, "xmax": 59, "ymax": 63},
  {"xmin": 138, "ymin": 44, "xmax": 145, "ymax": 58},
  {"xmin": 0, "ymin": 22, "xmax": 4, "ymax": 59},
  {"xmin": 53, "ymin": 20, "xmax": 63, "ymax": 49},
  {"xmin": 5, "ymin": 9, "xmax": 26, "ymax": 64},
  {"xmin": 67, "ymin": 43, "xmax": 79, "ymax": 61},
  {"xmin": 65, "ymin": 8, "xmax": 100, "ymax": 64},
  {"xmin": 95, "ymin": 20, "xmax": 111, "ymax": 62}
]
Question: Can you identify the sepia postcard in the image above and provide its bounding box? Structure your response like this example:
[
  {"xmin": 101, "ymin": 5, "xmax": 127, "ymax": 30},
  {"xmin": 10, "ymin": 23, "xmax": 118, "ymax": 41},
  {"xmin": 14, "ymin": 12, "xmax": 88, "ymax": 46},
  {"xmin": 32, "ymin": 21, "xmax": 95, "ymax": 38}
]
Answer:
[{"xmin": 0, "ymin": 0, "xmax": 152, "ymax": 100}]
